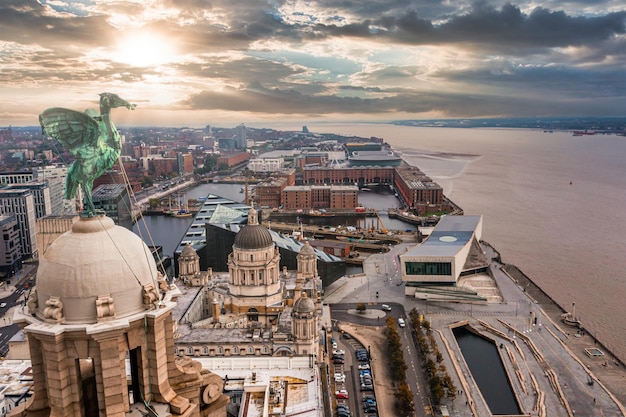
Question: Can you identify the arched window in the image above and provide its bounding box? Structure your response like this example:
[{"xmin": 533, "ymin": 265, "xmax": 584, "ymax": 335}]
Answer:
[
  {"xmin": 248, "ymin": 346, "xmax": 254, "ymax": 354},
  {"xmin": 218, "ymin": 346, "xmax": 223, "ymax": 354},
  {"xmin": 232, "ymin": 346, "xmax": 238, "ymax": 355},
  {"xmin": 187, "ymin": 346, "xmax": 193, "ymax": 355},
  {"xmin": 202, "ymin": 346, "xmax": 209, "ymax": 355}
]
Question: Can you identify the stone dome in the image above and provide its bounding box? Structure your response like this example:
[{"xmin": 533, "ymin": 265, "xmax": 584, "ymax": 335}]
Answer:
[
  {"xmin": 299, "ymin": 241, "xmax": 315, "ymax": 255},
  {"xmin": 233, "ymin": 206, "xmax": 273, "ymax": 250},
  {"xmin": 35, "ymin": 215, "xmax": 158, "ymax": 324},
  {"xmin": 293, "ymin": 292, "xmax": 315, "ymax": 314},
  {"xmin": 180, "ymin": 242, "xmax": 197, "ymax": 258},
  {"xmin": 233, "ymin": 225, "xmax": 273, "ymax": 250}
]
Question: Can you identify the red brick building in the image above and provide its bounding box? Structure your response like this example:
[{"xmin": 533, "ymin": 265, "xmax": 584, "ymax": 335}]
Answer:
[
  {"xmin": 282, "ymin": 185, "xmax": 358, "ymax": 209},
  {"xmin": 255, "ymin": 176, "xmax": 289, "ymax": 208},
  {"xmin": 217, "ymin": 152, "xmax": 250, "ymax": 169},
  {"xmin": 303, "ymin": 166, "xmax": 394, "ymax": 185},
  {"xmin": 394, "ymin": 166, "xmax": 444, "ymax": 214}
]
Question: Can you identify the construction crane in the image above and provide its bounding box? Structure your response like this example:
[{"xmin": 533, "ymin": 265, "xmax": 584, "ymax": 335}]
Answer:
[{"xmin": 374, "ymin": 209, "xmax": 388, "ymax": 234}]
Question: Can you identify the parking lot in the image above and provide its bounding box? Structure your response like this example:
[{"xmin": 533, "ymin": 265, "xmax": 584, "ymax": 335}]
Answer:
[{"xmin": 331, "ymin": 331, "xmax": 379, "ymax": 417}]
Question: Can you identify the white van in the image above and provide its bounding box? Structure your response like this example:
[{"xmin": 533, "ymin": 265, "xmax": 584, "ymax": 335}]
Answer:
[{"xmin": 397, "ymin": 318, "xmax": 405, "ymax": 328}]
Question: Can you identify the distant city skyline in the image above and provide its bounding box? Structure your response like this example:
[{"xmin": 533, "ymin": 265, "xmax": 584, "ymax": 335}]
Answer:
[{"xmin": 1, "ymin": 0, "xmax": 625, "ymax": 127}]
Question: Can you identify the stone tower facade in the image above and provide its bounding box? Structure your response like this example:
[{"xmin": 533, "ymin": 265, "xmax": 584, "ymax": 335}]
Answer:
[
  {"xmin": 14, "ymin": 215, "xmax": 227, "ymax": 417},
  {"xmin": 226, "ymin": 206, "xmax": 281, "ymax": 325},
  {"xmin": 292, "ymin": 292, "xmax": 319, "ymax": 356},
  {"xmin": 179, "ymin": 242, "xmax": 211, "ymax": 287}
]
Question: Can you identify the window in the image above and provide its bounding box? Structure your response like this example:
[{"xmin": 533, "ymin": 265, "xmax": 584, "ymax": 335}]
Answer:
[{"xmin": 405, "ymin": 261, "xmax": 451, "ymax": 276}]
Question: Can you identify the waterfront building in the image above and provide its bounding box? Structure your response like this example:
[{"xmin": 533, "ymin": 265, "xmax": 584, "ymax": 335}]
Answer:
[
  {"xmin": 303, "ymin": 166, "xmax": 395, "ymax": 186},
  {"xmin": 344, "ymin": 142, "xmax": 382, "ymax": 153},
  {"xmin": 91, "ymin": 183, "xmax": 133, "ymax": 230},
  {"xmin": 247, "ymin": 157, "xmax": 284, "ymax": 173},
  {"xmin": 255, "ymin": 176, "xmax": 289, "ymax": 209},
  {"xmin": 13, "ymin": 214, "xmax": 228, "ymax": 416},
  {"xmin": 217, "ymin": 152, "xmax": 250, "ymax": 170},
  {"xmin": 347, "ymin": 150, "xmax": 402, "ymax": 167},
  {"xmin": 0, "ymin": 189, "xmax": 38, "ymax": 261},
  {"xmin": 394, "ymin": 165, "xmax": 444, "ymax": 213},
  {"xmin": 281, "ymin": 184, "xmax": 358, "ymax": 210},
  {"xmin": 0, "ymin": 215, "xmax": 21, "ymax": 277},
  {"xmin": 399, "ymin": 215, "xmax": 497, "ymax": 301}
]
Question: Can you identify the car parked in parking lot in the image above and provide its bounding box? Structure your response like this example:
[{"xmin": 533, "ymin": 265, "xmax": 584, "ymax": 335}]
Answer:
[
  {"xmin": 358, "ymin": 363, "xmax": 370, "ymax": 370},
  {"xmin": 334, "ymin": 373, "xmax": 346, "ymax": 383},
  {"xmin": 335, "ymin": 390, "xmax": 348, "ymax": 399},
  {"xmin": 333, "ymin": 358, "xmax": 345, "ymax": 364},
  {"xmin": 360, "ymin": 384, "xmax": 374, "ymax": 391},
  {"xmin": 333, "ymin": 349, "xmax": 345, "ymax": 356}
]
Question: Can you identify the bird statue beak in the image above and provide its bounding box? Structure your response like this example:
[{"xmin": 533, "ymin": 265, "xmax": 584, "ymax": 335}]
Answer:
[{"xmin": 102, "ymin": 93, "xmax": 136, "ymax": 110}]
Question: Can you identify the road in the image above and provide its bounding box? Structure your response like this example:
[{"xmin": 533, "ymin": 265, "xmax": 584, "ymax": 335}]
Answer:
[{"xmin": 0, "ymin": 266, "xmax": 36, "ymax": 357}]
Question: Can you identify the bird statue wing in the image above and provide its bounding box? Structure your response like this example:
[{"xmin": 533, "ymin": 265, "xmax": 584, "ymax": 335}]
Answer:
[{"xmin": 39, "ymin": 107, "xmax": 100, "ymax": 155}]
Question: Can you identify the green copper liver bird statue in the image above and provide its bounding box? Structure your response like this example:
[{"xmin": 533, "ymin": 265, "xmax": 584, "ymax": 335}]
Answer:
[{"xmin": 39, "ymin": 93, "xmax": 136, "ymax": 214}]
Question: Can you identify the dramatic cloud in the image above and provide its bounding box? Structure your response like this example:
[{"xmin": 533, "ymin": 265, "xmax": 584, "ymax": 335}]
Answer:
[{"xmin": 0, "ymin": 0, "xmax": 625, "ymax": 125}]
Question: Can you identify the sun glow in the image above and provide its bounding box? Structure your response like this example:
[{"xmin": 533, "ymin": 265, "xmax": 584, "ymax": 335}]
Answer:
[{"xmin": 113, "ymin": 31, "xmax": 175, "ymax": 67}]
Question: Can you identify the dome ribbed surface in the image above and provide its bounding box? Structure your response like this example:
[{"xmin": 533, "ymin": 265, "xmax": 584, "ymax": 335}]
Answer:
[
  {"xmin": 233, "ymin": 224, "xmax": 273, "ymax": 250},
  {"xmin": 181, "ymin": 243, "xmax": 197, "ymax": 257},
  {"xmin": 294, "ymin": 292, "xmax": 315, "ymax": 313},
  {"xmin": 299, "ymin": 241, "xmax": 315, "ymax": 255}
]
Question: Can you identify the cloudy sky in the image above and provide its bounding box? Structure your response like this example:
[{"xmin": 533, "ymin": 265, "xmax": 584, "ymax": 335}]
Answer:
[{"xmin": 1, "ymin": 0, "xmax": 625, "ymax": 127}]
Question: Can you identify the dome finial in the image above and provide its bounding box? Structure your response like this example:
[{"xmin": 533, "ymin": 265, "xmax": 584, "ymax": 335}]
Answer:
[{"xmin": 248, "ymin": 201, "xmax": 258, "ymax": 226}]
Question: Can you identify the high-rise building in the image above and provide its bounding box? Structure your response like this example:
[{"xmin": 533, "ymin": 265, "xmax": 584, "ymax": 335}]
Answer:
[
  {"xmin": 0, "ymin": 215, "xmax": 21, "ymax": 277},
  {"xmin": 91, "ymin": 184, "xmax": 132, "ymax": 230},
  {"xmin": 235, "ymin": 123, "xmax": 247, "ymax": 149},
  {"xmin": 11, "ymin": 183, "xmax": 52, "ymax": 219},
  {"xmin": 33, "ymin": 165, "xmax": 75, "ymax": 216},
  {"xmin": 0, "ymin": 189, "xmax": 38, "ymax": 261}
]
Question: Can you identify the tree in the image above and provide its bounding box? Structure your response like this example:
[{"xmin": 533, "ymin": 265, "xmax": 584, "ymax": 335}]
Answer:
[
  {"xmin": 356, "ymin": 303, "xmax": 367, "ymax": 313},
  {"xmin": 395, "ymin": 383, "xmax": 415, "ymax": 415}
]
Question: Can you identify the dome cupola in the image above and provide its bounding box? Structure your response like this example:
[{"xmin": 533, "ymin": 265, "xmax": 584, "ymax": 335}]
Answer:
[
  {"xmin": 34, "ymin": 215, "xmax": 159, "ymax": 324},
  {"xmin": 233, "ymin": 205, "xmax": 273, "ymax": 250}
]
